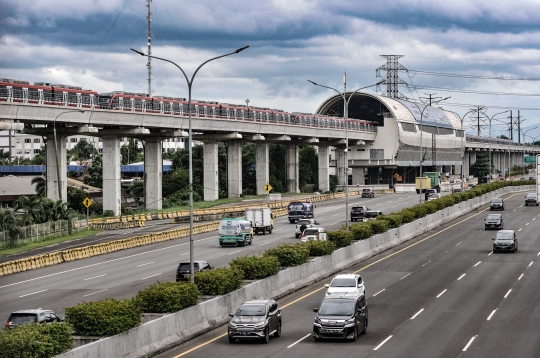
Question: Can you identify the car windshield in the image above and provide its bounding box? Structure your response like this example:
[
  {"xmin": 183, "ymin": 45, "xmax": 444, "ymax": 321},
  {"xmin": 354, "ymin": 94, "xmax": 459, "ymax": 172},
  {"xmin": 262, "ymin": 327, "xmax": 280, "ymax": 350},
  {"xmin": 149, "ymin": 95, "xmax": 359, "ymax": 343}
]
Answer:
[
  {"xmin": 178, "ymin": 263, "xmax": 199, "ymax": 271},
  {"xmin": 297, "ymin": 220, "xmax": 311, "ymax": 225},
  {"xmin": 304, "ymin": 229, "xmax": 318, "ymax": 236},
  {"xmin": 8, "ymin": 313, "xmax": 37, "ymax": 324},
  {"xmin": 527, "ymin": 194, "xmax": 536, "ymax": 198},
  {"xmin": 330, "ymin": 278, "xmax": 356, "ymax": 287},
  {"xmin": 492, "ymin": 199, "xmax": 502, "ymax": 203},
  {"xmin": 236, "ymin": 304, "xmax": 266, "ymax": 316},
  {"xmin": 352, "ymin": 207, "xmax": 364, "ymax": 212},
  {"xmin": 496, "ymin": 232, "xmax": 514, "ymax": 240},
  {"xmin": 364, "ymin": 212, "xmax": 379, "ymax": 218},
  {"xmin": 487, "ymin": 215, "xmax": 501, "ymax": 220},
  {"xmin": 318, "ymin": 300, "xmax": 355, "ymax": 316},
  {"xmin": 362, "ymin": 189, "xmax": 371, "ymax": 192}
]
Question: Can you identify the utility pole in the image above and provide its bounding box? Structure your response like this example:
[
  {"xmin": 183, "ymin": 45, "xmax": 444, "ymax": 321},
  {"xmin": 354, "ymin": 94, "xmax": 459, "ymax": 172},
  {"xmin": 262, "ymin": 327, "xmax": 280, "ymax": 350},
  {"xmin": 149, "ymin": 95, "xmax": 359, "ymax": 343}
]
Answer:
[
  {"xmin": 509, "ymin": 111, "xmax": 513, "ymax": 140},
  {"xmin": 146, "ymin": 0, "xmax": 152, "ymax": 97},
  {"xmin": 516, "ymin": 110, "xmax": 523, "ymax": 144},
  {"xmin": 419, "ymin": 94, "xmax": 444, "ymax": 169},
  {"xmin": 468, "ymin": 105, "xmax": 486, "ymax": 136}
]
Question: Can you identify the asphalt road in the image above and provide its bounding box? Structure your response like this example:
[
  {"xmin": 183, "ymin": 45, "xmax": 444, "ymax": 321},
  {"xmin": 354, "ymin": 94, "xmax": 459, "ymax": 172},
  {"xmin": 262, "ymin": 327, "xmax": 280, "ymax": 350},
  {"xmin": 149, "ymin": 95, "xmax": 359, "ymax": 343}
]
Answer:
[
  {"xmin": 0, "ymin": 192, "xmax": 427, "ymax": 322},
  {"xmin": 153, "ymin": 191, "xmax": 540, "ymax": 358}
]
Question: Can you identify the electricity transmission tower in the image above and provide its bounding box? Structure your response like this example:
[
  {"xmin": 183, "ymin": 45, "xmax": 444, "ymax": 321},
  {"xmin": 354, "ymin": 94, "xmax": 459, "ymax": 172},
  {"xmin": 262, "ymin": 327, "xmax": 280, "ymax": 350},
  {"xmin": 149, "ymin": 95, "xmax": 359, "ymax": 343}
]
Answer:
[{"xmin": 376, "ymin": 55, "xmax": 408, "ymax": 99}]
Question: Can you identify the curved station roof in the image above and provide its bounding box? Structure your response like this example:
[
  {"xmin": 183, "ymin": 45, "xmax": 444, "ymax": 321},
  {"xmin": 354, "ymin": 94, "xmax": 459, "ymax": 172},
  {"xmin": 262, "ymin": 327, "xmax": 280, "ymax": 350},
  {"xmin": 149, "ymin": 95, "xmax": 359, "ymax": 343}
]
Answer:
[{"xmin": 315, "ymin": 92, "xmax": 462, "ymax": 130}]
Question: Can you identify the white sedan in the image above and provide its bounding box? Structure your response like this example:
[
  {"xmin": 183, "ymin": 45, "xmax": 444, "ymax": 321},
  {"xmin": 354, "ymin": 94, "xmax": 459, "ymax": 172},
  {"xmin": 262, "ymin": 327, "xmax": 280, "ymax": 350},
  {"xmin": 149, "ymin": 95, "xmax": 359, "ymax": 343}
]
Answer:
[
  {"xmin": 324, "ymin": 274, "xmax": 366, "ymax": 296},
  {"xmin": 300, "ymin": 227, "xmax": 327, "ymax": 242}
]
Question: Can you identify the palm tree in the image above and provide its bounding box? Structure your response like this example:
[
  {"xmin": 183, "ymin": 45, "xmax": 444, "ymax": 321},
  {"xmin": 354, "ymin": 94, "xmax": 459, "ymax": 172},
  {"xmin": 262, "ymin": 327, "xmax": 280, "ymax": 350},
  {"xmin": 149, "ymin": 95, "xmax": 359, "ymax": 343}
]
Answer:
[
  {"xmin": 0, "ymin": 208, "xmax": 21, "ymax": 247},
  {"xmin": 31, "ymin": 176, "xmax": 46, "ymax": 197},
  {"xmin": 14, "ymin": 195, "xmax": 43, "ymax": 226},
  {"xmin": 42, "ymin": 199, "xmax": 72, "ymax": 222}
]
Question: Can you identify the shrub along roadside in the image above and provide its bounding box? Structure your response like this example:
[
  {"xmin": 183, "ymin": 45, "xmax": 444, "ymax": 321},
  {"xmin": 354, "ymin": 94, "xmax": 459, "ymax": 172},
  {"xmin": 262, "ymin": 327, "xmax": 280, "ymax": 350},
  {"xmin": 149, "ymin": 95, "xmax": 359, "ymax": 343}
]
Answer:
[
  {"xmin": 305, "ymin": 240, "xmax": 336, "ymax": 256},
  {"xmin": 349, "ymin": 223, "xmax": 372, "ymax": 240},
  {"xmin": 65, "ymin": 298, "xmax": 140, "ymax": 336},
  {"xmin": 230, "ymin": 255, "xmax": 280, "ymax": 280},
  {"xmin": 194, "ymin": 267, "xmax": 244, "ymax": 296},
  {"xmin": 133, "ymin": 282, "xmax": 200, "ymax": 313},
  {"xmin": 327, "ymin": 230, "xmax": 353, "ymax": 247},
  {"xmin": 0, "ymin": 322, "xmax": 72, "ymax": 358},
  {"xmin": 263, "ymin": 243, "xmax": 310, "ymax": 267}
]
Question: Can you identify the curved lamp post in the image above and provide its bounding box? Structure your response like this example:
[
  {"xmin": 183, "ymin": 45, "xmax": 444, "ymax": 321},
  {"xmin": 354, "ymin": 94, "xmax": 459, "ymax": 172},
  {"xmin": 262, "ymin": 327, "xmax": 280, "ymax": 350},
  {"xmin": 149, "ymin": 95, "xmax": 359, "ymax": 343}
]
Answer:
[
  {"xmin": 446, "ymin": 109, "xmax": 476, "ymax": 189},
  {"xmin": 408, "ymin": 98, "xmax": 450, "ymax": 205},
  {"xmin": 520, "ymin": 127, "xmax": 538, "ymax": 177},
  {"xmin": 54, "ymin": 110, "xmax": 85, "ymax": 202},
  {"xmin": 130, "ymin": 45, "xmax": 249, "ymax": 283},
  {"xmin": 307, "ymin": 77, "xmax": 383, "ymax": 230},
  {"xmin": 482, "ymin": 110, "xmax": 509, "ymax": 180}
]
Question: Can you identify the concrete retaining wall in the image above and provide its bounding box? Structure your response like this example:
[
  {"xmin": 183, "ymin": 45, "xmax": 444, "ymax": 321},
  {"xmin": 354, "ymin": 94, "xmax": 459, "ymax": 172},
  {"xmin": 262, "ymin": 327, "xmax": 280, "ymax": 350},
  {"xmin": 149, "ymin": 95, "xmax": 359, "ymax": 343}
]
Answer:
[{"xmin": 57, "ymin": 185, "xmax": 533, "ymax": 358}]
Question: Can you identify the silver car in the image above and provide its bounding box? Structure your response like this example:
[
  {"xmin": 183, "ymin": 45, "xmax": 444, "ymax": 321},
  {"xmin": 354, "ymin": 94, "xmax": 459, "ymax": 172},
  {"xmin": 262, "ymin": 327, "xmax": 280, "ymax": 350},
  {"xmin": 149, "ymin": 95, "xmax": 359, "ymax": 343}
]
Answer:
[{"xmin": 295, "ymin": 218, "xmax": 319, "ymax": 238}]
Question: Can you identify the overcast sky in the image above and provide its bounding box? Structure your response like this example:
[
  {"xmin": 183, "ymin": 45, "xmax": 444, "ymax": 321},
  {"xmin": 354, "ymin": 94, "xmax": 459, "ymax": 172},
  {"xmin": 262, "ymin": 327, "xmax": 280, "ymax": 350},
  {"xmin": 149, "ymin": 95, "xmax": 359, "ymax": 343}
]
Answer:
[{"xmin": 2, "ymin": 0, "xmax": 540, "ymax": 140}]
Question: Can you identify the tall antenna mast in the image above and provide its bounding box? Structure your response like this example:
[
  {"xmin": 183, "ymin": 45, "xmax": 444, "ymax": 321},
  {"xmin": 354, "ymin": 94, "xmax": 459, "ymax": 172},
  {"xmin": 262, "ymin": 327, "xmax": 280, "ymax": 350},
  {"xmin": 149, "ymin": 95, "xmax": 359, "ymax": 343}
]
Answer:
[{"xmin": 146, "ymin": 0, "xmax": 152, "ymax": 97}]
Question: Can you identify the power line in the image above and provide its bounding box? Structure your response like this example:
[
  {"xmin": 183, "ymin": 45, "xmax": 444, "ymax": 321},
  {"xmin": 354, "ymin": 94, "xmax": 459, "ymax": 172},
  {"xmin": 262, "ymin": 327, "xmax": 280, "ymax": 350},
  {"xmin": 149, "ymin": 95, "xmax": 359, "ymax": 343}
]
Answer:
[
  {"xmin": 408, "ymin": 70, "xmax": 540, "ymax": 81},
  {"xmin": 406, "ymin": 84, "xmax": 540, "ymax": 97}
]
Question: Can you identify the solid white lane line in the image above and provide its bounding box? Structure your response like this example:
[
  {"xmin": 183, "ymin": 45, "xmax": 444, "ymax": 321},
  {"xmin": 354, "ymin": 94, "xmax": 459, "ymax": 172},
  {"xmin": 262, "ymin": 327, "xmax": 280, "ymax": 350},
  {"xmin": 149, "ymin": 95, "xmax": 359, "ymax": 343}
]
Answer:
[
  {"xmin": 141, "ymin": 273, "xmax": 162, "ymax": 280},
  {"xmin": 504, "ymin": 289, "xmax": 512, "ymax": 298},
  {"xmin": 529, "ymin": 261, "xmax": 533, "ymax": 267},
  {"xmin": 410, "ymin": 308, "xmax": 424, "ymax": 320},
  {"xmin": 487, "ymin": 309, "xmax": 497, "ymax": 321},
  {"xmin": 227, "ymin": 250, "xmax": 242, "ymax": 255},
  {"xmin": 287, "ymin": 333, "xmax": 311, "ymax": 348},
  {"xmin": 400, "ymin": 273, "xmax": 411, "ymax": 280},
  {"xmin": 458, "ymin": 274, "xmax": 466, "ymax": 280},
  {"xmin": 488, "ymin": 251, "xmax": 493, "ymax": 256},
  {"xmin": 137, "ymin": 261, "xmax": 155, "ymax": 267},
  {"xmin": 373, "ymin": 335, "xmax": 393, "ymax": 351},
  {"xmin": 518, "ymin": 274, "xmax": 524, "ymax": 280},
  {"xmin": 456, "ymin": 242, "xmax": 462, "ymax": 246},
  {"xmin": 474, "ymin": 261, "xmax": 482, "ymax": 267},
  {"xmin": 84, "ymin": 274, "xmax": 107, "ymax": 281},
  {"xmin": 19, "ymin": 289, "xmax": 48, "ymax": 297},
  {"xmin": 518, "ymin": 228, "xmax": 522, "ymax": 231},
  {"xmin": 84, "ymin": 289, "xmax": 109, "ymax": 297},
  {"xmin": 437, "ymin": 289, "xmax": 447, "ymax": 298},
  {"xmin": 373, "ymin": 289, "xmax": 385, "ymax": 297},
  {"xmin": 463, "ymin": 336, "xmax": 477, "ymax": 351}
]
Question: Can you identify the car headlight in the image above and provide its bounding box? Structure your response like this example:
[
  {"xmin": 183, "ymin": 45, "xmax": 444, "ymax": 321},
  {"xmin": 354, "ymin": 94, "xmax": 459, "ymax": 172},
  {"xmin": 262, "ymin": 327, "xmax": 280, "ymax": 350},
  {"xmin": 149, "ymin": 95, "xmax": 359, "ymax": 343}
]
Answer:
[
  {"xmin": 344, "ymin": 318, "xmax": 355, "ymax": 327},
  {"xmin": 229, "ymin": 322, "xmax": 237, "ymax": 328},
  {"xmin": 254, "ymin": 321, "xmax": 266, "ymax": 328}
]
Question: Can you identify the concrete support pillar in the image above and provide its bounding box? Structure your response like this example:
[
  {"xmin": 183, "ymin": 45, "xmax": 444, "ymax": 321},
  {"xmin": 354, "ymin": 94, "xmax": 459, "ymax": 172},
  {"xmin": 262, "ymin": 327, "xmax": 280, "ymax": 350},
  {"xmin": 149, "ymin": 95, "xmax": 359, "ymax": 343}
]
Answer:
[
  {"xmin": 318, "ymin": 146, "xmax": 330, "ymax": 192},
  {"xmin": 469, "ymin": 151, "xmax": 477, "ymax": 166},
  {"xmin": 336, "ymin": 147, "xmax": 346, "ymax": 186},
  {"xmin": 102, "ymin": 137, "xmax": 122, "ymax": 216},
  {"xmin": 203, "ymin": 141, "xmax": 219, "ymax": 201},
  {"xmin": 145, "ymin": 138, "xmax": 163, "ymax": 210},
  {"xmin": 462, "ymin": 151, "xmax": 470, "ymax": 178},
  {"xmin": 46, "ymin": 134, "xmax": 67, "ymax": 201},
  {"xmin": 256, "ymin": 142, "xmax": 269, "ymax": 196},
  {"xmin": 352, "ymin": 167, "xmax": 366, "ymax": 186},
  {"xmin": 228, "ymin": 141, "xmax": 242, "ymax": 198},
  {"xmin": 286, "ymin": 143, "xmax": 299, "ymax": 193}
]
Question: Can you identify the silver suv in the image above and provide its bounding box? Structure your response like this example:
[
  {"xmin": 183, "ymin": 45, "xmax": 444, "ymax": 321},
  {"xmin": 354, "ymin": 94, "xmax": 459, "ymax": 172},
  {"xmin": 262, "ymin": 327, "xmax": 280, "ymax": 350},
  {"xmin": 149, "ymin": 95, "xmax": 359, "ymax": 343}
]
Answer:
[
  {"xmin": 5, "ymin": 309, "xmax": 63, "ymax": 329},
  {"xmin": 295, "ymin": 218, "xmax": 319, "ymax": 238}
]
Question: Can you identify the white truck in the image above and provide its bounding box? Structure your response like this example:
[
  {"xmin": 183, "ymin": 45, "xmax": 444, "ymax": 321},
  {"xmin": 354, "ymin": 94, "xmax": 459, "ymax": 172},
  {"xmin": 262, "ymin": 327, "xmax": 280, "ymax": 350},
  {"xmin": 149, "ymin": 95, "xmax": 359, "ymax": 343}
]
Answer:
[
  {"xmin": 218, "ymin": 218, "xmax": 253, "ymax": 247},
  {"xmin": 245, "ymin": 207, "xmax": 274, "ymax": 235}
]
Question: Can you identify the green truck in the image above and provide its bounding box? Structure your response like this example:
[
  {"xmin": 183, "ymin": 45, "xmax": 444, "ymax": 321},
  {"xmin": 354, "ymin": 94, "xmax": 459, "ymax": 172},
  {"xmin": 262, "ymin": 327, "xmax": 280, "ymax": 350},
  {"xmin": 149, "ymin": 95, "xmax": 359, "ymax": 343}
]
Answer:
[
  {"xmin": 423, "ymin": 172, "xmax": 440, "ymax": 192},
  {"xmin": 218, "ymin": 218, "xmax": 254, "ymax": 247}
]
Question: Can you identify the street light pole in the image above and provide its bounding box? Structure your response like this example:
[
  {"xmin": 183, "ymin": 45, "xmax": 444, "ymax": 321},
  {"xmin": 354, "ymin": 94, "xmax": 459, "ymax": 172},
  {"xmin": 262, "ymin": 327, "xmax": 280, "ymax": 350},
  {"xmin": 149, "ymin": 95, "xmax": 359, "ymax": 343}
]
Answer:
[
  {"xmin": 131, "ymin": 45, "xmax": 249, "ymax": 283},
  {"xmin": 483, "ymin": 110, "xmax": 509, "ymax": 181},
  {"xmin": 53, "ymin": 110, "xmax": 85, "ymax": 202},
  {"xmin": 307, "ymin": 78, "xmax": 383, "ymax": 230},
  {"xmin": 520, "ymin": 127, "xmax": 538, "ymax": 177},
  {"xmin": 446, "ymin": 109, "xmax": 475, "ymax": 189},
  {"xmin": 408, "ymin": 98, "xmax": 450, "ymax": 205}
]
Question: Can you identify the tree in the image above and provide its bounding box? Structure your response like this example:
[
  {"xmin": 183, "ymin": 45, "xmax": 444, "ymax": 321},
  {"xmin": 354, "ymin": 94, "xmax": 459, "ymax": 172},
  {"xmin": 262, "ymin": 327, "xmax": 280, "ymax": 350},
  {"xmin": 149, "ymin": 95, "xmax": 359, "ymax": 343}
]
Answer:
[
  {"xmin": 41, "ymin": 199, "xmax": 73, "ymax": 221},
  {"xmin": 0, "ymin": 208, "xmax": 21, "ymax": 247},
  {"xmin": 299, "ymin": 145, "xmax": 318, "ymax": 191},
  {"xmin": 268, "ymin": 143, "xmax": 286, "ymax": 193},
  {"xmin": 30, "ymin": 145, "xmax": 46, "ymax": 165},
  {"xmin": 84, "ymin": 155, "xmax": 103, "ymax": 188},
  {"xmin": 67, "ymin": 140, "xmax": 95, "ymax": 162},
  {"xmin": 242, "ymin": 143, "xmax": 256, "ymax": 195},
  {"xmin": 469, "ymin": 153, "xmax": 493, "ymax": 177},
  {"xmin": 14, "ymin": 196, "xmax": 43, "ymax": 226},
  {"xmin": 121, "ymin": 139, "xmax": 142, "ymax": 165},
  {"xmin": 31, "ymin": 175, "xmax": 46, "ymax": 197}
]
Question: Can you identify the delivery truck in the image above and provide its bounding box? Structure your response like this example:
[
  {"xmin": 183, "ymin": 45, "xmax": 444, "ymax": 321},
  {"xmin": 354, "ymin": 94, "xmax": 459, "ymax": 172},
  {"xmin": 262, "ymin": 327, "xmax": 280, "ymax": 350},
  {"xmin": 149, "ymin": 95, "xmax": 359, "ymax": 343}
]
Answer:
[
  {"xmin": 245, "ymin": 207, "xmax": 274, "ymax": 235},
  {"xmin": 415, "ymin": 177, "xmax": 431, "ymax": 194},
  {"xmin": 218, "ymin": 218, "xmax": 253, "ymax": 247}
]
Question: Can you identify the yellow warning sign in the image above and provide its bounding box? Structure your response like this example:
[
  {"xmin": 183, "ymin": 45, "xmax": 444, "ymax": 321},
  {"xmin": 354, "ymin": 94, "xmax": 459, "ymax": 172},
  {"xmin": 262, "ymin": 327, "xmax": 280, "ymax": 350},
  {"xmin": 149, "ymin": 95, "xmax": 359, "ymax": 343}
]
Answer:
[
  {"xmin": 82, "ymin": 197, "xmax": 93, "ymax": 208},
  {"xmin": 263, "ymin": 183, "xmax": 273, "ymax": 193}
]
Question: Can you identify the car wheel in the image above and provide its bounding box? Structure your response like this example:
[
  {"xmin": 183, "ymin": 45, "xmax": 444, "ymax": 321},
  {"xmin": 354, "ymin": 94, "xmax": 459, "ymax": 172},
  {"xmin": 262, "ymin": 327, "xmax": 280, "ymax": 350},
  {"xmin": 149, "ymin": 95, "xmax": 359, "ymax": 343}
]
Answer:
[
  {"xmin": 262, "ymin": 230, "xmax": 266, "ymax": 235},
  {"xmin": 239, "ymin": 240, "xmax": 246, "ymax": 247},
  {"xmin": 274, "ymin": 321, "xmax": 281, "ymax": 337},
  {"xmin": 268, "ymin": 228, "xmax": 272, "ymax": 234},
  {"xmin": 361, "ymin": 315, "xmax": 368, "ymax": 335},
  {"xmin": 314, "ymin": 336, "xmax": 321, "ymax": 342},
  {"xmin": 352, "ymin": 326, "xmax": 358, "ymax": 342},
  {"xmin": 289, "ymin": 220, "xmax": 295, "ymax": 224},
  {"xmin": 295, "ymin": 234, "xmax": 300, "ymax": 238},
  {"xmin": 228, "ymin": 336, "xmax": 235, "ymax": 344},
  {"xmin": 263, "ymin": 328, "xmax": 270, "ymax": 344}
]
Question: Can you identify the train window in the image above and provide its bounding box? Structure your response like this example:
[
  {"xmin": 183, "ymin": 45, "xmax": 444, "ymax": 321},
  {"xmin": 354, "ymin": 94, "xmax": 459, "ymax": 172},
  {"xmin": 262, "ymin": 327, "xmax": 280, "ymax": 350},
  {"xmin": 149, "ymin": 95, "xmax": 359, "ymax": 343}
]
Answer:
[{"xmin": 28, "ymin": 88, "xmax": 39, "ymax": 102}]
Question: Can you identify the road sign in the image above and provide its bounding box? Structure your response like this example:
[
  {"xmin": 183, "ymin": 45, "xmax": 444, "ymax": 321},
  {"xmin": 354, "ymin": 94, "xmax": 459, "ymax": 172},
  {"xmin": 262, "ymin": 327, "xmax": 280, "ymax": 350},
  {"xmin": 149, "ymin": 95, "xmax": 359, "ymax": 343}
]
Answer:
[
  {"xmin": 263, "ymin": 183, "xmax": 273, "ymax": 193},
  {"xmin": 524, "ymin": 156, "xmax": 536, "ymax": 163},
  {"xmin": 82, "ymin": 197, "xmax": 93, "ymax": 208}
]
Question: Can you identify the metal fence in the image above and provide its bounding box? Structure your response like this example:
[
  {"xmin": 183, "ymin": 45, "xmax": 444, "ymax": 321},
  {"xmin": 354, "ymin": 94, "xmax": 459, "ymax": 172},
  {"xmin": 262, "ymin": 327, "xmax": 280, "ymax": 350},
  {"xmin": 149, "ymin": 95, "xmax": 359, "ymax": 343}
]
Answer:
[{"xmin": 0, "ymin": 218, "xmax": 88, "ymax": 247}]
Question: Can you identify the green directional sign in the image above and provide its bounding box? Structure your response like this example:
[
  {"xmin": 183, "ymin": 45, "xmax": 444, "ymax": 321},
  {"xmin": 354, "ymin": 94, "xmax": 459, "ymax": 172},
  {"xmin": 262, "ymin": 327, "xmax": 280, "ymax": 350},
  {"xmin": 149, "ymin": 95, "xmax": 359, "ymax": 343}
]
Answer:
[{"xmin": 524, "ymin": 156, "xmax": 537, "ymax": 163}]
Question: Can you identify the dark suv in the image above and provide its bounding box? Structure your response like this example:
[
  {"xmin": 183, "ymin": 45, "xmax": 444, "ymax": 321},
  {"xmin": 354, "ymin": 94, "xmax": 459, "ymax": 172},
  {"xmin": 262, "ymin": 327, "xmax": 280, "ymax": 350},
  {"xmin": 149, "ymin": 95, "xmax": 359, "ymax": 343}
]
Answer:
[
  {"xmin": 424, "ymin": 188, "xmax": 437, "ymax": 200},
  {"xmin": 490, "ymin": 198, "xmax": 504, "ymax": 211},
  {"xmin": 350, "ymin": 206, "xmax": 369, "ymax": 222},
  {"xmin": 228, "ymin": 300, "xmax": 281, "ymax": 343},
  {"xmin": 492, "ymin": 230, "xmax": 517, "ymax": 253},
  {"xmin": 313, "ymin": 292, "xmax": 368, "ymax": 342},
  {"xmin": 361, "ymin": 189, "xmax": 374, "ymax": 198},
  {"xmin": 484, "ymin": 214, "xmax": 503, "ymax": 230},
  {"xmin": 176, "ymin": 260, "xmax": 213, "ymax": 281},
  {"xmin": 525, "ymin": 193, "xmax": 538, "ymax": 206},
  {"xmin": 5, "ymin": 309, "xmax": 63, "ymax": 329}
]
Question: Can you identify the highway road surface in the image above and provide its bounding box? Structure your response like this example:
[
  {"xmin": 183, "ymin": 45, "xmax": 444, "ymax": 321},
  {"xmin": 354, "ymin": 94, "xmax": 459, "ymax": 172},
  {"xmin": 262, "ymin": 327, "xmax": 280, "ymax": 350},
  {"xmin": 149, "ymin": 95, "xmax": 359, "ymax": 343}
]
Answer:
[
  {"xmin": 0, "ymin": 192, "xmax": 427, "ymax": 322},
  {"xmin": 153, "ymin": 191, "xmax": 540, "ymax": 358}
]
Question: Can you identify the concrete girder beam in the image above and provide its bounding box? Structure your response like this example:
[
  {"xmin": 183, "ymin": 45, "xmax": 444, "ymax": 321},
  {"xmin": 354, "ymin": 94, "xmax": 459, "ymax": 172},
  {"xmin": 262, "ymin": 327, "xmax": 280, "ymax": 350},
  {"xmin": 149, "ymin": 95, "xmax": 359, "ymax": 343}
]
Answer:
[
  {"xmin": 297, "ymin": 138, "xmax": 319, "ymax": 144},
  {"xmin": 266, "ymin": 135, "xmax": 291, "ymax": 142},
  {"xmin": 194, "ymin": 132, "xmax": 242, "ymax": 141},
  {"xmin": 24, "ymin": 125, "xmax": 99, "ymax": 136}
]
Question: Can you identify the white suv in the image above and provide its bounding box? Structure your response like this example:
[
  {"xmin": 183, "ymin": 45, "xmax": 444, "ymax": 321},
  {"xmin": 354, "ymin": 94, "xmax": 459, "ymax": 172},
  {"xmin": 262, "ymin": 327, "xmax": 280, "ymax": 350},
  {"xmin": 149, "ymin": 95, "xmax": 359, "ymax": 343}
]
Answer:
[
  {"xmin": 295, "ymin": 218, "xmax": 319, "ymax": 238},
  {"xmin": 324, "ymin": 274, "xmax": 366, "ymax": 296}
]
